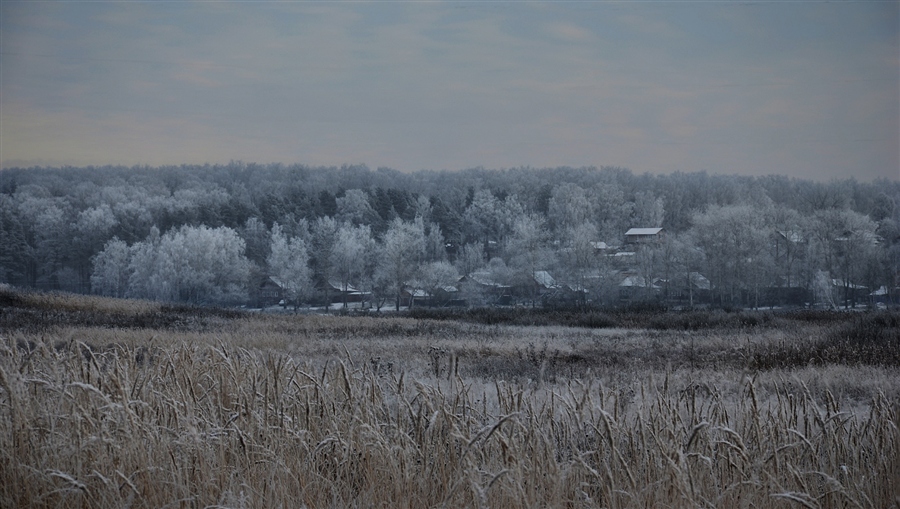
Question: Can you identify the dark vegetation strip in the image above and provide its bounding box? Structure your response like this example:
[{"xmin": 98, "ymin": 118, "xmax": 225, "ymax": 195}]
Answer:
[
  {"xmin": 0, "ymin": 288, "xmax": 244, "ymax": 333},
  {"xmin": 408, "ymin": 307, "xmax": 900, "ymax": 369},
  {"xmin": 402, "ymin": 306, "xmax": 851, "ymax": 330},
  {"xmin": 2, "ymin": 287, "xmax": 898, "ymax": 369}
]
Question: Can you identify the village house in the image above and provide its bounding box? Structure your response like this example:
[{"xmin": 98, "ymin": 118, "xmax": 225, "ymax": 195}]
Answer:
[
  {"xmin": 617, "ymin": 273, "xmax": 661, "ymax": 303},
  {"xmin": 663, "ymin": 272, "xmax": 712, "ymax": 307},
  {"xmin": 457, "ymin": 271, "xmax": 513, "ymax": 306},
  {"xmin": 256, "ymin": 276, "xmax": 286, "ymax": 308},
  {"xmin": 401, "ymin": 284, "xmax": 462, "ymax": 308},
  {"xmin": 624, "ymin": 227, "xmax": 665, "ymax": 245},
  {"xmin": 317, "ymin": 280, "xmax": 369, "ymax": 306}
]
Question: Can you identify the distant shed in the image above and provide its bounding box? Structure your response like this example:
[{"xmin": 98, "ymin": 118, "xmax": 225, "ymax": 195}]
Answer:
[{"xmin": 624, "ymin": 227, "xmax": 664, "ymax": 245}]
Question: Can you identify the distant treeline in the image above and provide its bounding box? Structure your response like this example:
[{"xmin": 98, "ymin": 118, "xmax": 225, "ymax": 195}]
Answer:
[{"xmin": 0, "ymin": 163, "xmax": 897, "ymax": 309}]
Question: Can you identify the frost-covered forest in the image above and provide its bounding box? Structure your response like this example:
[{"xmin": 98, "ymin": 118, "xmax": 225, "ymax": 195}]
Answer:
[{"xmin": 1, "ymin": 163, "xmax": 898, "ymax": 309}]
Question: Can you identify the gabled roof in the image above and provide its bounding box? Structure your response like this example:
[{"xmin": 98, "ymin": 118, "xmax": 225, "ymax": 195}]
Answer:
[
  {"xmin": 406, "ymin": 285, "xmax": 458, "ymax": 298},
  {"xmin": 625, "ymin": 227, "xmax": 663, "ymax": 236},
  {"xmin": 465, "ymin": 271, "xmax": 510, "ymax": 288},
  {"xmin": 777, "ymin": 230, "xmax": 805, "ymax": 243},
  {"xmin": 831, "ymin": 279, "xmax": 867, "ymax": 290},
  {"xmin": 263, "ymin": 276, "xmax": 287, "ymax": 288},
  {"xmin": 871, "ymin": 286, "xmax": 890, "ymax": 296},
  {"xmin": 619, "ymin": 275, "xmax": 660, "ymax": 289},
  {"xmin": 688, "ymin": 272, "xmax": 711, "ymax": 291},
  {"xmin": 834, "ymin": 231, "xmax": 882, "ymax": 246},
  {"xmin": 533, "ymin": 270, "xmax": 560, "ymax": 289},
  {"xmin": 327, "ymin": 280, "xmax": 362, "ymax": 293},
  {"xmin": 653, "ymin": 273, "xmax": 710, "ymax": 291}
]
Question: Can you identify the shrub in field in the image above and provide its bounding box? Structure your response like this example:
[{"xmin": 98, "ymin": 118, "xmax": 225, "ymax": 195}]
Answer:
[
  {"xmin": 643, "ymin": 309, "xmax": 778, "ymax": 330},
  {"xmin": 752, "ymin": 312, "xmax": 900, "ymax": 369},
  {"xmin": 818, "ymin": 312, "xmax": 900, "ymax": 366}
]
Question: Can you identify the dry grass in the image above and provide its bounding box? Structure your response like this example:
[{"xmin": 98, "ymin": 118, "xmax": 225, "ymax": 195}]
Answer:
[{"xmin": 1, "ymin": 290, "xmax": 899, "ymax": 508}]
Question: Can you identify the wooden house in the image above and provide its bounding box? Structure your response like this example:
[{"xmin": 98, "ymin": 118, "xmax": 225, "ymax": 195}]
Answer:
[{"xmin": 624, "ymin": 227, "xmax": 664, "ymax": 245}]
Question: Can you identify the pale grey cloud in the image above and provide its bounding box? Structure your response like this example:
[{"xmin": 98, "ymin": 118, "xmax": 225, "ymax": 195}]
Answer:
[{"xmin": 0, "ymin": 1, "xmax": 896, "ymax": 180}]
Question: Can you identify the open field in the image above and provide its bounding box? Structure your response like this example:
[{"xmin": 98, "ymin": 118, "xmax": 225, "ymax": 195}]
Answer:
[{"xmin": 1, "ymin": 288, "xmax": 899, "ymax": 508}]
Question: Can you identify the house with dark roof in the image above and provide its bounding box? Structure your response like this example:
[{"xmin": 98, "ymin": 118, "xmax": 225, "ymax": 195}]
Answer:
[
  {"xmin": 457, "ymin": 272, "xmax": 513, "ymax": 306},
  {"xmin": 618, "ymin": 273, "xmax": 661, "ymax": 302},
  {"xmin": 256, "ymin": 276, "xmax": 286, "ymax": 307}
]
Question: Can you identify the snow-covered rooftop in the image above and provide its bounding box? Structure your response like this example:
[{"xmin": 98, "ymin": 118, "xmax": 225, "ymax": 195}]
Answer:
[
  {"xmin": 533, "ymin": 270, "xmax": 559, "ymax": 289},
  {"xmin": 625, "ymin": 227, "xmax": 663, "ymax": 236},
  {"xmin": 619, "ymin": 275, "xmax": 659, "ymax": 289}
]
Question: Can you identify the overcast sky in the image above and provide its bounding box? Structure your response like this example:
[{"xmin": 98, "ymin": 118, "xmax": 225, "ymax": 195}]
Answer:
[{"xmin": 1, "ymin": 1, "xmax": 897, "ymax": 181}]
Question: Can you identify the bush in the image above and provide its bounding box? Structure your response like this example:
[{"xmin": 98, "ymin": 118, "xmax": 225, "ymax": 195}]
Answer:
[
  {"xmin": 819, "ymin": 312, "xmax": 900, "ymax": 366},
  {"xmin": 752, "ymin": 311, "xmax": 900, "ymax": 369}
]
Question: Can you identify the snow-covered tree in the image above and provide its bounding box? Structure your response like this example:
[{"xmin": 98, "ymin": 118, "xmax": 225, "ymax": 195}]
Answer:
[
  {"xmin": 310, "ymin": 216, "xmax": 340, "ymax": 303},
  {"xmin": 462, "ymin": 190, "xmax": 523, "ymax": 256},
  {"xmin": 559, "ymin": 221, "xmax": 599, "ymax": 307},
  {"xmin": 331, "ymin": 223, "xmax": 374, "ymax": 308},
  {"xmin": 425, "ymin": 223, "xmax": 446, "ymax": 262},
  {"xmin": 31, "ymin": 201, "xmax": 71, "ymax": 290},
  {"xmin": 416, "ymin": 261, "xmax": 460, "ymax": 306},
  {"xmin": 591, "ymin": 182, "xmax": 632, "ymax": 243},
  {"xmin": 769, "ymin": 206, "xmax": 806, "ymax": 295},
  {"xmin": 632, "ymin": 191, "xmax": 665, "ymax": 229},
  {"xmin": 240, "ymin": 217, "xmax": 271, "ymax": 267},
  {"xmin": 808, "ymin": 209, "xmax": 879, "ymax": 308},
  {"xmin": 127, "ymin": 227, "xmax": 167, "ymax": 300},
  {"xmin": 507, "ymin": 214, "xmax": 554, "ymax": 307},
  {"xmin": 376, "ymin": 218, "xmax": 426, "ymax": 311},
  {"xmin": 123, "ymin": 225, "xmax": 250, "ymax": 304},
  {"xmin": 337, "ymin": 189, "xmax": 379, "ymax": 227},
  {"xmin": 165, "ymin": 225, "xmax": 250, "ymax": 303},
  {"xmin": 267, "ymin": 223, "xmax": 312, "ymax": 309},
  {"xmin": 455, "ymin": 242, "xmax": 485, "ymax": 278},
  {"xmin": 659, "ymin": 232, "xmax": 704, "ymax": 308},
  {"xmin": 90, "ymin": 237, "xmax": 132, "ymax": 298},
  {"xmin": 72, "ymin": 204, "xmax": 119, "ymax": 291},
  {"xmin": 0, "ymin": 195, "xmax": 30, "ymax": 286},
  {"xmin": 413, "ymin": 195, "xmax": 433, "ymax": 224},
  {"xmin": 691, "ymin": 205, "xmax": 772, "ymax": 307},
  {"xmin": 548, "ymin": 183, "xmax": 594, "ymax": 234}
]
